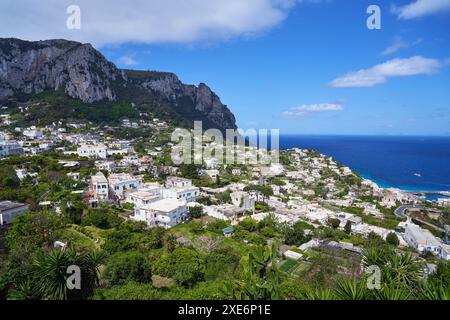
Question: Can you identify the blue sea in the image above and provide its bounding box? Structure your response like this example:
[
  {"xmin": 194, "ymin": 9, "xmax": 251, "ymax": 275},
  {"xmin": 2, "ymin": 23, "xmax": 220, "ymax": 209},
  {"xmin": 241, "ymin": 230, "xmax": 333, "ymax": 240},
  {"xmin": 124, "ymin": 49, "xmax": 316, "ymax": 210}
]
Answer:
[{"xmin": 278, "ymin": 135, "xmax": 450, "ymax": 192}]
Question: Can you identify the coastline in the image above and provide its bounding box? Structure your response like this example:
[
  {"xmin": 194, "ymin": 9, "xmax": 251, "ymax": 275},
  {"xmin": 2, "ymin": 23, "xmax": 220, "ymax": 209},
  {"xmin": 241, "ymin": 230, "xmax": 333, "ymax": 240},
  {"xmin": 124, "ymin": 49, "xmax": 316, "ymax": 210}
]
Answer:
[
  {"xmin": 360, "ymin": 173, "xmax": 450, "ymax": 197},
  {"xmin": 278, "ymin": 134, "xmax": 450, "ymax": 194}
]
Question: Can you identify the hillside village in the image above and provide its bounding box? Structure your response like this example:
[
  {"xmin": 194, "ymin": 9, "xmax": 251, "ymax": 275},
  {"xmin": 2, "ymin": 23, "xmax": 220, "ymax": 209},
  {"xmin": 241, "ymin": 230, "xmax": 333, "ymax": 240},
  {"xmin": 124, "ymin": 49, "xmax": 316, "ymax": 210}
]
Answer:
[
  {"xmin": 1, "ymin": 112, "xmax": 450, "ymax": 300},
  {"xmin": 2, "ymin": 112, "xmax": 449, "ymax": 254}
]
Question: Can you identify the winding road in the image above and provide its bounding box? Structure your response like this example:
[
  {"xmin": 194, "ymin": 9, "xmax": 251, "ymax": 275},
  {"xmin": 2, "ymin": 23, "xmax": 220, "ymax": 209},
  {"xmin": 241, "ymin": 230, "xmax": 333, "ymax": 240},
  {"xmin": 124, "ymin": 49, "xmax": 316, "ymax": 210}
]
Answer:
[{"xmin": 394, "ymin": 205, "xmax": 446, "ymax": 233}]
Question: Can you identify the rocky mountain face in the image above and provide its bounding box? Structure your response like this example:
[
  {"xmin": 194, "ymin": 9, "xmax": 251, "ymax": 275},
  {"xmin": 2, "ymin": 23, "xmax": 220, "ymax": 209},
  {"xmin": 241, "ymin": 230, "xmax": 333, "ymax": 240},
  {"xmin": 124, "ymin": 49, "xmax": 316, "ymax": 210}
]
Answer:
[{"xmin": 0, "ymin": 38, "xmax": 236, "ymax": 131}]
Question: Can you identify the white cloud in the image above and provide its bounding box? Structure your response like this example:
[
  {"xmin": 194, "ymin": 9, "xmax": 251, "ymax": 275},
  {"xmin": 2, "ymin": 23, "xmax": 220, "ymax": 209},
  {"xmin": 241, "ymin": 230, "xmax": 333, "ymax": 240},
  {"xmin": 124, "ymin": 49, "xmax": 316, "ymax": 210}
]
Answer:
[
  {"xmin": 282, "ymin": 103, "xmax": 343, "ymax": 117},
  {"xmin": 0, "ymin": 0, "xmax": 321, "ymax": 47},
  {"xmin": 330, "ymin": 56, "xmax": 446, "ymax": 88},
  {"xmin": 392, "ymin": 0, "xmax": 450, "ymax": 19},
  {"xmin": 381, "ymin": 37, "xmax": 422, "ymax": 56},
  {"xmin": 117, "ymin": 55, "xmax": 138, "ymax": 66}
]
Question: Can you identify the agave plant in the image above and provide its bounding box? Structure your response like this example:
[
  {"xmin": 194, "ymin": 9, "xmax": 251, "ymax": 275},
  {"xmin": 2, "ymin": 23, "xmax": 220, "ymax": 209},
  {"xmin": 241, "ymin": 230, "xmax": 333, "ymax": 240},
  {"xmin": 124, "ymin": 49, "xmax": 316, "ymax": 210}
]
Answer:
[
  {"xmin": 373, "ymin": 283, "xmax": 411, "ymax": 300},
  {"xmin": 361, "ymin": 246, "xmax": 424, "ymax": 296},
  {"xmin": 334, "ymin": 277, "xmax": 370, "ymax": 300},
  {"xmin": 302, "ymin": 288, "xmax": 336, "ymax": 300},
  {"xmin": 420, "ymin": 282, "xmax": 450, "ymax": 300},
  {"xmin": 361, "ymin": 246, "xmax": 393, "ymax": 268},
  {"xmin": 7, "ymin": 280, "xmax": 40, "ymax": 300},
  {"xmin": 383, "ymin": 252, "xmax": 423, "ymax": 289},
  {"xmin": 33, "ymin": 249, "xmax": 77, "ymax": 300}
]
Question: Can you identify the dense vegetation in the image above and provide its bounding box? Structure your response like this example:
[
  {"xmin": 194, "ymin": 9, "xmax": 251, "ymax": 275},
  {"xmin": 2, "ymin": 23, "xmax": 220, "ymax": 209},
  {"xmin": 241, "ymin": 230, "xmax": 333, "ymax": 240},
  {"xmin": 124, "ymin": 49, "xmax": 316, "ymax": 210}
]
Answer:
[
  {"xmin": 1, "ymin": 197, "xmax": 448, "ymax": 300},
  {"xmin": 0, "ymin": 152, "xmax": 448, "ymax": 301}
]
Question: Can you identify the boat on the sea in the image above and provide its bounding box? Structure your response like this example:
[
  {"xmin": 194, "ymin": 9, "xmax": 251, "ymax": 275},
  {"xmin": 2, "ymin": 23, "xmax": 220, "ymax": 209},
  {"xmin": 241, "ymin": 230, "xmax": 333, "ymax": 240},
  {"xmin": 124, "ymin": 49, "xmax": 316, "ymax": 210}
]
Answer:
[{"xmin": 414, "ymin": 172, "xmax": 422, "ymax": 178}]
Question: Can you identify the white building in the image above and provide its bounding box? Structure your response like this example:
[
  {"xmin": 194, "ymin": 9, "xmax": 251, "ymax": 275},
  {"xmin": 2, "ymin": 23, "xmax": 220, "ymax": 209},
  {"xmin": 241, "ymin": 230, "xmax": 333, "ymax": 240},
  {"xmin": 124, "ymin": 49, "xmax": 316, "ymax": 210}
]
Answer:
[
  {"xmin": 67, "ymin": 172, "xmax": 80, "ymax": 181},
  {"xmin": 204, "ymin": 204, "xmax": 244, "ymax": 221},
  {"xmin": 78, "ymin": 143, "xmax": 108, "ymax": 159},
  {"xmin": 125, "ymin": 190, "xmax": 162, "ymax": 209},
  {"xmin": 284, "ymin": 250, "xmax": 303, "ymax": 261},
  {"xmin": 90, "ymin": 172, "xmax": 109, "ymax": 201},
  {"xmin": 163, "ymin": 186, "xmax": 200, "ymax": 203},
  {"xmin": 23, "ymin": 129, "xmax": 43, "ymax": 139},
  {"xmin": 163, "ymin": 177, "xmax": 199, "ymax": 202},
  {"xmin": 202, "ymin": 169, "xmax": 219, "ymax": 180},
  {"xmin": 121, "ymin": 155, "xmax": 140, "ymax": 167},
  {"xmin": 404, "ymin": 223, "xmax": 441, "ymax": 254},
  {"xmin": 0, "ymin": 201, "xmax": 29, "ymax": 225},
  {"xmin": 438, "ymin": 244, "xmax": 450, "ymax": 261},
  {"xmin": 132, "ymin": 198, "xmax": 188, "ymax": 229},
  {"xmin": 95, "ymin": 161, "xmax": 116, "ymax": 172},
  {"xmin": 107, "ymin": 148, "xmax": 129, "ymax": 157},
  {"xmin": 125, "ymin": 183, "xmax": 163, "ymax": 209},
  {"xmin": 250, "ymin": 212, "xmax": 293, "ymax": 224},
  {"xmin": 166, "ymin": 176, "xmax": 192, "ymax": 188},
  {"xmin": 231, "ymin": 168, "xmax": 241, "ymax": 176},
  {"xmin": 0, "ymin": 140, "xmax": 23, "ymax": 158},
  {"xmin": 231, "ymin": 191, "xmax": 255, "ymax": 211},
  {"xmin": 108, "ymin": 173, "xmax": 143, "ymax": 199},
  {"xmin": 15, "ymin": 169, "xmax": 38, "ymax": 180},
  {"xmin": 204, "ymin": 158, "xmax": 220, "ymax": 169},
  {"xmin": 260, "ymin": 163, "xmax": 285, "ymax": 177}
]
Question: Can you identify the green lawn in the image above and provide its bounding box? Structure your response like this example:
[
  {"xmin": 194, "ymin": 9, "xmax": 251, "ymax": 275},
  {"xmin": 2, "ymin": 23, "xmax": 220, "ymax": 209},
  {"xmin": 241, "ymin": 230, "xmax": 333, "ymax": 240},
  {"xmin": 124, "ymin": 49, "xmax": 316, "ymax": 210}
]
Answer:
[
  {"xmin": 170, "ymin": 219, "xmax": 250, "ymax": 255},
  {"xmin": 280, "ymin": 259, "xmax": 298, "ymax": 273},
  {"xmin": 60, "ymin": 227, "xmax": 98, "ymax": 250}
]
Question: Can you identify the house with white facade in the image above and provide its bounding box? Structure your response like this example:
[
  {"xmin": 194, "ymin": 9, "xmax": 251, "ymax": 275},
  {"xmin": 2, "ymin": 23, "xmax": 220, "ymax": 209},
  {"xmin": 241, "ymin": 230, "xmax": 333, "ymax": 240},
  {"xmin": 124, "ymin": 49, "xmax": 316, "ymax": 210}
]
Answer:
[
  {"xmin": 404, "ymin": 222, "xmax": 442, "ymax": 254},
  {"xmin": 163, "ymin": 186, "xmax": 200, "ymax": 203},
  {"xmin": 438, "ymin": 244, "xmax": 450, "ymax": 261},
  {"xmin": 125, "ymin": 190, "xmax": 162, "ymax": 209},
  {"xmin": 132, "ymin": 198, "xmax": 188, "ymax": 229},
  {"xmin": 125, "ymin": 183, "xmax": 163, "ymax": 209},
  {"xmin": 15, "ymin": 169, "xmax": 38, "ymax": 180},
  {"xmin": 78, "ymin": 143, "xmax": 108, "ymax": 159},
  {"xmin": 201, "ymin": 169, "xmax": 219, "ymax": 181},
  {"xmin": 0, "ymin": 201, "xmax": 29, "ymax": 225},
  {"xmin": 23, "ymin": 129, "xmax": 43, "ymax": 139},
  {"xmin": 90, "ymin": 172, "xmax": 109, "ymax": 201},
  {"xmin": 108, "ymin": 173, "xmax": 143, "ymax": 200},
  {"xmin": 204, "ymin": 204, "xmax": 244, "ymax": 221},
  {"xmin": 204, "ymin": 158, "xmax": 220, "ymax": 169},
  {"xmin": 163, "ymin": 177, "xmax": 199, "ymax": 202},
  {"xmin": 95, "ymin": 161, "xmax": 116, "ymax": 172},
  {"xmin": 166, "ymin": 176, "xmax": 192, "ymax": 188},
  {"xmin": 0, "ymin": 140, "xmax": 23, "ymax": 158},
  {"xmin": 231, "ymin": 191, "xmax": 255, "ymax": 211}
]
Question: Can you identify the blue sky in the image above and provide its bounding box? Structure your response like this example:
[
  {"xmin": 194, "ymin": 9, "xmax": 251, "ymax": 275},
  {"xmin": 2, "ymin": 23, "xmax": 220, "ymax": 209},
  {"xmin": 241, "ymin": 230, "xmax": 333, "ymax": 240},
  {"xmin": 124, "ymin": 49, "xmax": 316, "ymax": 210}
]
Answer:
[{"xmin": 2, "ymin": 0, "xmax": 450, "ymax": 135}]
